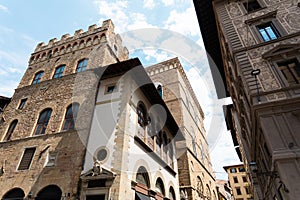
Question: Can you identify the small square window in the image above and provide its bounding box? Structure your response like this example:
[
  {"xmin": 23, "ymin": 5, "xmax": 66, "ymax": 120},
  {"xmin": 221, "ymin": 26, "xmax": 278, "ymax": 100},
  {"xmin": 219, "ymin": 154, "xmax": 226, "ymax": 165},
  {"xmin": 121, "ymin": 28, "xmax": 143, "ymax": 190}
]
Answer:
[
  {"xmin": 239, "ymin": 167, "xmax": 246, "ymax": 172},
  {"xmin": 257, "ymin": 22, "xmax": 280, "ymax": 41},
  {"xmin": 236, "ymin": 187, "xmax": 242, "ymax": 195},
  {"xmin": 243, "ymin": 0, "xmax": 261, "ymax": 12},
  {"xmin": 242, "ymin": 176, "xmax": 248, "ymax": 182},
  {"xmin": 105, "ymin": 84, "xmax": 117, "ymax": 94},
  {"xmin": 230, "ymin": 168, "xmax": 237, "ymax": 173},
  {"xmin": 18, "ymin": 98, "xmax": 27, "ymax": 110},
  {"xmin": 18, "ymin": 147, "xmax": 36, "ymax": 170}
]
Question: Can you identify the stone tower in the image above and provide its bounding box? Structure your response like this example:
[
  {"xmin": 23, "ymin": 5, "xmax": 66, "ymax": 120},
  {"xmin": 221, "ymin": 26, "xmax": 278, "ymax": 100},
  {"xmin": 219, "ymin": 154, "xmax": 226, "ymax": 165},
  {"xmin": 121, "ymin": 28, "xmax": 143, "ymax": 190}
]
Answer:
[
  {"xmin": 0, "ymin": 19, "xmax": 128, "ymax": 199},
  {"xmin": 146, "ymin": 58, "xmax": 217, "ymax": 200},
  {"xmin": 194, "ymin": 0, "xmax": 300, "ymax": 199}
]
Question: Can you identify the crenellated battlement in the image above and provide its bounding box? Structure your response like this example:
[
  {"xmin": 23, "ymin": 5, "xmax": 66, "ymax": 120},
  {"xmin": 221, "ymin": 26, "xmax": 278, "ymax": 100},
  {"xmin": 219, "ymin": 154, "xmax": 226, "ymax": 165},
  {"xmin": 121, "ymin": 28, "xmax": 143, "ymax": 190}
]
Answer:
[{"xmin": 30, "ymin": 19, "xmax": 117, "ymax": 64}]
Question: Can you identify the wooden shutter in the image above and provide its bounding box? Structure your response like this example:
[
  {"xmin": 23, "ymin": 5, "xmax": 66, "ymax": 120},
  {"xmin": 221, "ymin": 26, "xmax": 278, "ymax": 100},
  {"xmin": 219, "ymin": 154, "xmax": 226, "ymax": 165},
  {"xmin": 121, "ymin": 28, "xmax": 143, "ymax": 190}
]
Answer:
[{"xmin": 18, "ymin": 147, "xmax": 36, "ymax": 170}]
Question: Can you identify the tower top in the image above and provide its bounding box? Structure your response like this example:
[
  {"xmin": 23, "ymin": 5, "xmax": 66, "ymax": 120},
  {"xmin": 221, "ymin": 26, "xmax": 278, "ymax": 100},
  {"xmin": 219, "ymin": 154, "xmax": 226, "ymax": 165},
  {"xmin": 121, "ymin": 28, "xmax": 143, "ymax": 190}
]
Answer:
[{"xmin": 33, "ymin": 19, "xmax": 115, "ymax": 53}]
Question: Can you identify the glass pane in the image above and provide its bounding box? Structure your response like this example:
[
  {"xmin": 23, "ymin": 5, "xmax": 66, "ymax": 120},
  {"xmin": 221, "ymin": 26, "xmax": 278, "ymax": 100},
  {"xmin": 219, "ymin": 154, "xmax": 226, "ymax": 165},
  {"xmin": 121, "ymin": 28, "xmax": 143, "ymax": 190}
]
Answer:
[
  {"xmin": 259, "ymin": 29, "xmax": 270, "ymax": 41},
  {"xmin": 265, "ymin": 26, "xmax": 277, "ymax": 39}
]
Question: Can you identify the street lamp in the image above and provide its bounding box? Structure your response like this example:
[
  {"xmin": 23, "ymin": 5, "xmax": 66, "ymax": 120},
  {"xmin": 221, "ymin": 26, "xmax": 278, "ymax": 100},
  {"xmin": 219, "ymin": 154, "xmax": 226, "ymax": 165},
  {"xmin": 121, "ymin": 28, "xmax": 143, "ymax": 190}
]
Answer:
[{"xmin": 251, "ymin": 69, "xmax": 261, "ymax": 103}]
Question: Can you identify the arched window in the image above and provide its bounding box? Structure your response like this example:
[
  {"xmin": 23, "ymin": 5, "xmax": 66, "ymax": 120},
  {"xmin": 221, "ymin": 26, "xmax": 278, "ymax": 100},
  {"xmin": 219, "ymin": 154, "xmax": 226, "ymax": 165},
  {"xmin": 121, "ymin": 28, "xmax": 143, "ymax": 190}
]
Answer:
[
  {"xmin": 4, "ymin": 120, "xmax": 18, "ymax": 141},
  {"xmin": 206, "ymin": 185, "xmax": 211, "ymax": 200},
  {"xmin": 136, "ymin": 166, "xmax": 150, "ymax": 188},
  {"xmin": 62, "ymin": 103, "xmax": 79, "ymax": 131},
  {"xmin": 169, "ymin": 186, "xmax": 176, "ymax": 200},
  {"xmin": 76, "ymin": 58, "xmax": 89, "ymax": 73},
  {"xmin": 36, "ymin": 185, "xmax": 62, "ymax": 200},
  {"xmin": 156, "ymin": 131, "xmax": 162, "ymax": 156},
  {"xmin": 53, "ymin": 65, "xmax": 65, "ymax": 78},
  {"xmin": 157, "ymin": 84, "xmax": 162, "ymax": 97},
  {"xmin": 197, "ymin": 176, "xmax": 204, "ymax": 197},
  {"xmin": 32, "ymin": 71, "xmax": 44, "ymax": 84},
  {"xmin": 155, "ymin": 178, "xmax": 165, "ymax": 196},
  {"xmin": 2, "ymin": 188, "xmax": 25, "ymax": 200},
  {"xmin": 34, "ymin": 108, "xmax": 52, "ymax": 135},
  {"xmin": 137, "ymin": 102, "xmax": 147, "ymax": 127}
]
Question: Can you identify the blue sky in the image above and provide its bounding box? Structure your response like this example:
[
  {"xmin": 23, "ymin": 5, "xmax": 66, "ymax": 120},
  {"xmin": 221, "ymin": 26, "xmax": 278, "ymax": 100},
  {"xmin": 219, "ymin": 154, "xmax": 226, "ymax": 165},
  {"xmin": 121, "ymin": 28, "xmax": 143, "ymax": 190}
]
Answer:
[{"xmin": 0, "ymin": 0, "xmax": 240, "ymax": 179}]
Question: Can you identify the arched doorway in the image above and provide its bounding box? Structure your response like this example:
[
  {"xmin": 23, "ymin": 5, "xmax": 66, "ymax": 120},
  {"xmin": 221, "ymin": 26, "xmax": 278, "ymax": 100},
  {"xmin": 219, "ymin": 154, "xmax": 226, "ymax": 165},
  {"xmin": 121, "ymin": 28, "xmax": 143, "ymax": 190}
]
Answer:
[
  {"xmin": 35, "ymin": 185, "xmax": 62, "ymax": 200},
  {"xmin": 2, "ymin": 188, "xmax": 25, "ymax": 200}
]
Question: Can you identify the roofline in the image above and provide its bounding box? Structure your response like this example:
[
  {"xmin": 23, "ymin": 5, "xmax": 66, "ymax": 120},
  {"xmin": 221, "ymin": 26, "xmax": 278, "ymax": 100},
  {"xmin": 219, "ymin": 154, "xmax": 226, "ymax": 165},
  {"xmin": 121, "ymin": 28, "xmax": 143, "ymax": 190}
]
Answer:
[{"xmin": 223, "ymin": 163, "xmax": 245, "ymax": 171}]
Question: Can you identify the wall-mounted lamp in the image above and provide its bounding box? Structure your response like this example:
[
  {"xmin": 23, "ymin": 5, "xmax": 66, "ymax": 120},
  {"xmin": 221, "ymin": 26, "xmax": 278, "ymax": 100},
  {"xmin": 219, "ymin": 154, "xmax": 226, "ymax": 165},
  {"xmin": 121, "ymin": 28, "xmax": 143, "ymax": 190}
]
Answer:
[
  {"xmin": 251, "ymin": 69, "xmax": 261, "ymax": 103},
  {"xmin": 249, "ymin": 161, "xmax": 278, "ymax": 177}
]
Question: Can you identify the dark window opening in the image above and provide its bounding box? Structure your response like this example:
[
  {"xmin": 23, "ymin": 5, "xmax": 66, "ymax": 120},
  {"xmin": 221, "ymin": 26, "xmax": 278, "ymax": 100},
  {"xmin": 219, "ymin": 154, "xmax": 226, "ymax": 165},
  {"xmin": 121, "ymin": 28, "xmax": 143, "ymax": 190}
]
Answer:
[
  {"xmin": 18, "ymin": 98, "xmax": 27, "ymax": 110},
  {"xmin": 277, "ymin": 58, "xmax": 300, "ymax": 85},
  {"xmin": 242, "ymin": 176, "xmax": 248, "ymax": 182},
  {"xmin": 233, "ymin": 177, "xmax": 238, "ymax": 183},
  {"xmin": 239, "ymin": 167, "xmax": 246, "ymax": 172},
  {"xmin": 87, "ymin": 180, "xmax": 106, "ymax": 188},
  {"xmin": 53, "ymin": 65, "xmax": 65, "ymax": 78},
  {"xmin": 137, "ymin": 102, "xmax": 147, "ymax": 127},
  {"xmin": 4, "ymin": 120, "xmax": 18, "ymax": 141},
  {"xmin": 243, "ymin": 0, "xmax": 261, "ymax": 12},
  {"xmin": 18, "ymin": 147, "xmax": 36, "ymax": 170},
  {"xmin": 106, "ymin": 85, "xmax": 115, "ymax": 93},
  {"xmin": 86, "ymin": 195, "xmax": 105, "ymax": 200},
  {"xmin": 257, "ymin": 22, "xmax": 280, "ymax": 41},
  {"xmin": 236, "ymin": 187, "xmax": 242, "ymax": 195}
]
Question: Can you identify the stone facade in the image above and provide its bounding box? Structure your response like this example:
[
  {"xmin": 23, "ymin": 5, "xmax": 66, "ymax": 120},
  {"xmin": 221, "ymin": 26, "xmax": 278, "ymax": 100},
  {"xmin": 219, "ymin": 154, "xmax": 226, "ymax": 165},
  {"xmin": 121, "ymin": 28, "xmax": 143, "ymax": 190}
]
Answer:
[
  {"xmin": 210, "ymin": 0, "xmax": 300, "ymax": 199},
  {"xmin": 0, "ymin": 19, "xmax": 217, "ymax": 200},
  {"xmin": 224, "ymin": 164, "xmax": 252, "ymax": 200},
  {"xmin": 146, "ymin": 58, "xmax": 217, "ymax": 200}
]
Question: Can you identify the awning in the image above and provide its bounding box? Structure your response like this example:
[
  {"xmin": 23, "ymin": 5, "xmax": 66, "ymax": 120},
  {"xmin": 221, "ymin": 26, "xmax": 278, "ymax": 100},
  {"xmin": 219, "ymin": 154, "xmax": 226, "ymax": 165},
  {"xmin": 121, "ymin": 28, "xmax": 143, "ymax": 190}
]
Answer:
[{"xmin": 135, "ymin": 192, "xmax": 151, "ymax": 200}]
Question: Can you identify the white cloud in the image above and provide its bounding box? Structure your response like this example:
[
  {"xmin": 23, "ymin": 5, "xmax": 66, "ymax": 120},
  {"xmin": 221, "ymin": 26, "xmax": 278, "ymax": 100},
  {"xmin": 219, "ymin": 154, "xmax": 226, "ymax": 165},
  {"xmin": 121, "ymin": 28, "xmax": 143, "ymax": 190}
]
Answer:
[
  {"xmin": 142, "ymin": 49, "xmax": 175, "ymax": 63},
  {"xmin": 94, "ymin": 1, "xmax": 156, "ymax": 33},
  {"xmin": 0, "ymin": 4, "xmax": 8, "ymax": 12},
  {"xmin": 143, "ymin": 0, "xmax": 156, "ymax": 9},
  {"xmin": 127, "ymin": 13, "xmax": 156, "ymax": 30},
  {"xmin": 94, "ymin": 1, "xmax": 129, "ymax": 33},
  {"xmin": 164, "ymin": 7, "xmax": 200, "ymax": 37},
  {"xmin": 162, "ymin": 0, "xmax": 174, "ymax": 6},
  {"xmin": 0, "ymin": 80, "xmax": 18, "ymax": 97}
]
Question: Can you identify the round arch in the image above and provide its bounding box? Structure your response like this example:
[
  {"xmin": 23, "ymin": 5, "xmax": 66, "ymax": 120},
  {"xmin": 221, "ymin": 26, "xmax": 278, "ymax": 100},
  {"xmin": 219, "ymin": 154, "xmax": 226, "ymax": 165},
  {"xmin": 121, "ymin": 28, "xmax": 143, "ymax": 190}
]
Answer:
[
  {"xmin": 36, "ymin": 185, "xmax": 62, "ymax": 200},
  {"xmin": 2, "ymin": 188, "xmax": 25, "ymax": 200}
]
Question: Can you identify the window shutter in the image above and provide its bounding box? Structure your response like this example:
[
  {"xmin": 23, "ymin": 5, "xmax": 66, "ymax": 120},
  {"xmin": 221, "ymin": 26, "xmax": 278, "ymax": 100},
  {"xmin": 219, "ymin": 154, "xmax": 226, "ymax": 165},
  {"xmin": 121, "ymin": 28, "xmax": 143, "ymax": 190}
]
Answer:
[{"xmin": 18, "ymin": 148, "xmax": 36, "ymax": 170}]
